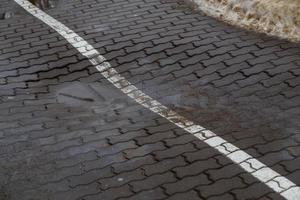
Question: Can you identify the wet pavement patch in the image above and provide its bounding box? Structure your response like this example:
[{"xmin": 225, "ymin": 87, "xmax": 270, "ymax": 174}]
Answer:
[
  {"xmin": 0, "ymin": 0, "xmax": 59, "ymax": 20},
  {"xmin": 0, "ymin": 188, "xmax": 8, "ymax": 200},
  {"xmin": 0, "ymin": 11, "xmax": 14, "ymax": 20}
]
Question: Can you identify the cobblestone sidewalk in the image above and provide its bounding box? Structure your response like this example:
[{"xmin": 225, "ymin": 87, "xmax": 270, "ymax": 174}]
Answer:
[{"xmin": 0, "ymin": 0, "xmax": 300, "ymax": 199}]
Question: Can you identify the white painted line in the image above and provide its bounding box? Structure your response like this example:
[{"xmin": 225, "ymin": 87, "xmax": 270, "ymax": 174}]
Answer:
[{"xmin": 15, "ymin": 0, "xmax": 300, "ymax": 199}]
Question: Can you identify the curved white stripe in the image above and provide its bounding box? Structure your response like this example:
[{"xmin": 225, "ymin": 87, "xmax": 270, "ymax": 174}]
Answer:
[{"xmin": 15, "ymin": 0, "xmax": 300, "ymax": 199}]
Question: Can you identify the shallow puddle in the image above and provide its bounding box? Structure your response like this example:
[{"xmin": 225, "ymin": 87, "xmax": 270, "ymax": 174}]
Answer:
[{"xmin": 56, "ymin": 82, "xmax": 131, "ymax": 114}]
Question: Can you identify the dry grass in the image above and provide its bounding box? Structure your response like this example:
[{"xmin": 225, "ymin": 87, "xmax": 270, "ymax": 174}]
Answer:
[{"xmin": 190, "ymin": 0, "xmax": 300, "ymax": 41}]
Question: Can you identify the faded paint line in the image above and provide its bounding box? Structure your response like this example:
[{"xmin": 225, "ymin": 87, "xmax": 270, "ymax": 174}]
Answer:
[{"xmin": 15, "ymin": 0, "xmax": 300, "ymax": 199}]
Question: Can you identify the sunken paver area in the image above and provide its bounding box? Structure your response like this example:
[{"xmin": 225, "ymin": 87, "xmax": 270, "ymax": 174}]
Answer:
[{"xmin": 0, "ymin": 0, "xmax": 299, "ymax": 199}]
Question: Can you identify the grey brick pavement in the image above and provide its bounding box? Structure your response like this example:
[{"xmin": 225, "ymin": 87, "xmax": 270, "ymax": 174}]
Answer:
[{"xmin": 0, "ymin": 0, "xmax": 299, "ymax": 199}]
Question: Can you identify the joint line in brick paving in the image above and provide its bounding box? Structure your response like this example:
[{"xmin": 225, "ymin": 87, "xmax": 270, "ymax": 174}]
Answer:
[{"xmin": 14, "ymin": 0, "xmax": 300, "ymax": 199}]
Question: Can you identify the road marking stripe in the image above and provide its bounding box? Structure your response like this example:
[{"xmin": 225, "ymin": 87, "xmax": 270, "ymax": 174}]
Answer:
[{"xmin": 15, "ymin": 0, "xmax": 300, "ymax": 199}]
